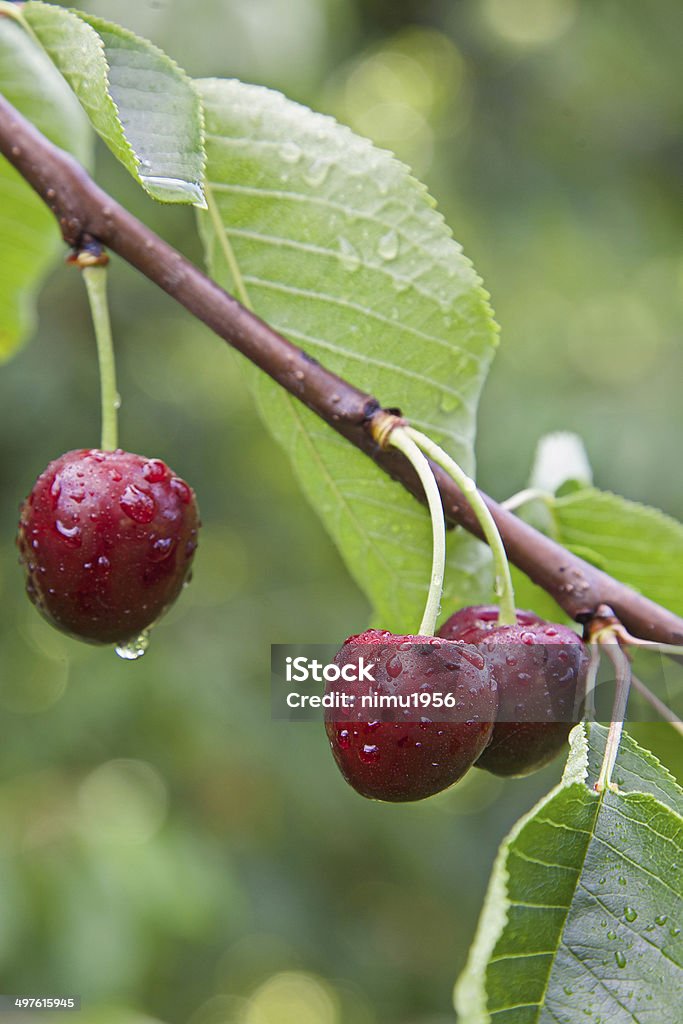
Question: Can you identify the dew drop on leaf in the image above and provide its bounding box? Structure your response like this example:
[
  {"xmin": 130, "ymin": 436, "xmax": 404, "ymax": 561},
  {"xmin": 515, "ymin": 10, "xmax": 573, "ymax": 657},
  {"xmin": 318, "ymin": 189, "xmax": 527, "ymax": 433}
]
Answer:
[
  {"xmin": 615, "ymin": 951, "xmax": 627, "ymax": 968},
  {"xmin": 279, "ymin": 141, "xmax": 302, "ymax": 164},
  {"xmin": 338, "ymin": 237, "xmax": 360, "ymax": 273},
  {"xmin": 378, "ymin": 229, "xmax": 399, "ymax": 261},
  {"xmin": 304, "ymin": 157, "xmax": 331, "ymax": 187}
]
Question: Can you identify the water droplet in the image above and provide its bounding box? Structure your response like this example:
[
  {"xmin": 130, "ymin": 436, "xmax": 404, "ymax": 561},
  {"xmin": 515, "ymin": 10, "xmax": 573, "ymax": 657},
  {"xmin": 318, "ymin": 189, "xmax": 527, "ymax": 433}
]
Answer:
[
  {"xmin": 279, "ymin": 141, "xmax": 302, "ymax": 164},
  {"xmin": 170, "ymin": 477, "xmax": 192, "ymax": 505},
  {"xmin": 337, "ymin": 728, "xmax": 350, "ymax": 749},
  {"xmin": 338, "ymin": 237, "xmax": 360, "ymax": 272},
  {"xmin": 115, "ymin": 631, "xmax": 150, "ymax": 661},
  {"xmin": 618, "ymin": 876, "xmax": 628, "ymax": 886},
  {"xmin": 359, "ymin": 743, "xmax": 379, "ymax": 763},
  {"xmin": 140, "ymin": 174, "xmax": 205, "ymax": 207},
  {"xmin": 599, "ymin": 877, "xmax": 606, "ymax": 885},
  {"xmin": 55, "ymin": 520, "xmax": 82, "ymax": 547},
  {"xmin": 386, "ymin": 655, "xmax": 403, "ymax": 679},
  {"xmin": 440, "ymin": 394, "xmax": 460, "ymax": 413},
  {"xmin": 624, "ymin": 906, "xmax": 637, "ymax": 922},
  {"xmin": 142, "ymin": 459, "xmax": 167, "ymax": 483},
  {"xmin": 378, "ymin": 229, "xmax": 399, "ymax": 261},
  {"xmin": 304, "ymin": 157, "xmax": 331, "ymax": 187},
  {"xmin": 50, "ymin": 477, "xmax": 62, "ymax": 506},
  {"xmin": 607, "ymin": 930, "xmax": 617, "ymax": 940},
  {"xmin": 120, "ymin": 485, "xmax": 156, "ymax": 524},
  {"xmin": 563, "ymin": 986, "xmax": 573, "ymax": 996},
  {"xmin": 615, "ymin": 951, "xmax": 627, "ymax": 969},
  {"xmin": 150, "ymin": 536, "xmax": 177, "ymax": 562},
  {"xmin": 655, "ymin": 915, "xmax": 668, "ymax": 926},
  {"xmin": 113, "ymin": 392, "xmax": 122, "ymax": 410}
]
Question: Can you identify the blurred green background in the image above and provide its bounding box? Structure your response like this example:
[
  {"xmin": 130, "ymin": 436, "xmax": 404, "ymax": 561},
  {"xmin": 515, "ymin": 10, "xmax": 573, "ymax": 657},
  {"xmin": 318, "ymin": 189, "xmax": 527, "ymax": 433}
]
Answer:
[{"xmin": 1, "ymin": 1, "xmax": 682, "ymax": 1022}]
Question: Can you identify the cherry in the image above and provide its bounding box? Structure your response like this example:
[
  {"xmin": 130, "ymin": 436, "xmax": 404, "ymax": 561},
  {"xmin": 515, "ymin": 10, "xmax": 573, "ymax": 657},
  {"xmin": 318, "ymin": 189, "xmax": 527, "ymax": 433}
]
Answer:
[
  {"xmin": 17, "ymin": 448, "xmax": 199, "ymax": 645},
  {"xmin": 324, "ymin": 629, "xmax": 497, "ymax": 801},
  {"xmin": 438, "ymin": 606, "xmax": 588, "ymax": 776}
]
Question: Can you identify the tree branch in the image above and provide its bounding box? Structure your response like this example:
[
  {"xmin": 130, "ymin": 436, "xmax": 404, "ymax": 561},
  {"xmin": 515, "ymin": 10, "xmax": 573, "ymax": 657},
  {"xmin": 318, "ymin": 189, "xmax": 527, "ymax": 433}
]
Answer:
[{"xmin": 1, "ymin": 92, "xmax": 681, "ymax": 644}]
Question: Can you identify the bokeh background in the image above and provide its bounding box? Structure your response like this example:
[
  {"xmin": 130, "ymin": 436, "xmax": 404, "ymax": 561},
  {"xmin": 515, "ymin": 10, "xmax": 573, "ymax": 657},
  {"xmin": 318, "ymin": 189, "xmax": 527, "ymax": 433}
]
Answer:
[{"xmin": 1, "ymin": 1, "xmax": 681, "ymax": 1022}]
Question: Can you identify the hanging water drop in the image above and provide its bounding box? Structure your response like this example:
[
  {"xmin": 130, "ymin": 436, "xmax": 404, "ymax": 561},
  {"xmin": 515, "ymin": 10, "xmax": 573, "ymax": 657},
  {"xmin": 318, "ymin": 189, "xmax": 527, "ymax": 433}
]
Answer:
[{"xmin": 115, "ymin": 630, "xmax": 150, "ymax": 661}]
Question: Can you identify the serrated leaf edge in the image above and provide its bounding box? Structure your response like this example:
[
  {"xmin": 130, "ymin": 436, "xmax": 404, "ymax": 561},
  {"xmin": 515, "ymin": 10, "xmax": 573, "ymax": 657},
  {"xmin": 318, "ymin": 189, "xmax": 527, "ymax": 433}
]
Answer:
[{"xmin": 453, "ymin": 724, "xmax": 593, "ymax": 1023}]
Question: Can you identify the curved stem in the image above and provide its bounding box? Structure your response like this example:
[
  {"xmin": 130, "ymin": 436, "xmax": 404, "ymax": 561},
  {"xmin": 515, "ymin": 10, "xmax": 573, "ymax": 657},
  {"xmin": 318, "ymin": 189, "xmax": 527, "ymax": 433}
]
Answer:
[
  {"xmin": 501, "ymin": 487, "xmax": 550, "ymax": 512},
  {"xmin": 82, "ymin": 264, "xmax": 118, "ymax": 451},
  {"xmin": 406, "ymin": 428, "xmax": 516, "ymax": 626},
  {"xmin": 579, "ymin": 641, "xmax": 601, "ymax": 721},
  {"xmin": 595, "ymin": 638, "xmax": 632, "ymax": 793},
  {"xmin": 388, "ymin": 427, "xmax": 446, "ymax": 636}
]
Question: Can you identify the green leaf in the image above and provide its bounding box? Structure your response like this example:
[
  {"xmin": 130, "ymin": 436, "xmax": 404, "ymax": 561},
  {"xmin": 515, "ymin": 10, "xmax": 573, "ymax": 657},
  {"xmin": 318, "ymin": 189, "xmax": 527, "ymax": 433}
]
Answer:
[
  {"xmin": 455, "ymin": 723, "xmax": 683, "ymax": 1023},
  {"xmin": 0, "ymin": 15, "xmax": 92, "ymax": 360},
  {"xmin": 21, "ymin": 1, "xmax": 205, "ymax": 206},
  {"xmin": 196, "ymin": 78, "xmax": 499, "ymax": 631},
  {"xmin": 553, "ymin": 488, "xmax": 683, "ymax": 618}
]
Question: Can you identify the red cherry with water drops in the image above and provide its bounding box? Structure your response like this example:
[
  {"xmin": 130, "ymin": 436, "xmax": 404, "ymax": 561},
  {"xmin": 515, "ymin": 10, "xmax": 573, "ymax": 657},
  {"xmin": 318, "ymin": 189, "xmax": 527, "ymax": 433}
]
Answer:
[
  {"xmin": 17, "ymin": 448, "xmax": 199, "ymax": 645},
  {"xmin": 324, "ymin": 629, "xmax": 497, "ymax": 801},
  {"xmin": 438, "ymin": 606, "xmax": 588, "ymax": 776}
]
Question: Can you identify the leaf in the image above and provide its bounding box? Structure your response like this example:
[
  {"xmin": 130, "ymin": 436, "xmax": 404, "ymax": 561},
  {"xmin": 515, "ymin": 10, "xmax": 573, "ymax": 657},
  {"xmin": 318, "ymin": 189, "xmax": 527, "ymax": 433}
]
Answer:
[
  {"xmin": 529, "ymin": 432, "xmax": 593, "ymax": 494},
  {"xmin": 553, "ymin": 488, "xmax": 683, "ymax": 618},
  {"xmin": 455, "ymin": 723, "xmax": 683, "ymax": 1023},
  {"xmin": 21, "ymin": 1, "xmax": 205, "ymax": 206},
  {"xmin": 196, "ymin": 78, "xmax": 499, "ymax": 631},
  {"xmin": 0, "ymin": 14, "xmax": 92, "ymax": 360}
]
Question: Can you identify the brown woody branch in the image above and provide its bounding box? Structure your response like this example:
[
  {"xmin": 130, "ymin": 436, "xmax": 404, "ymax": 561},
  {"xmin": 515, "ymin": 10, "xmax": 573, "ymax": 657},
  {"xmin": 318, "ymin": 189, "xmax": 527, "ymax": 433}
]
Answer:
[{"xmin": 1, "ymin": 92, "xmax": 681, "ymax": 644}]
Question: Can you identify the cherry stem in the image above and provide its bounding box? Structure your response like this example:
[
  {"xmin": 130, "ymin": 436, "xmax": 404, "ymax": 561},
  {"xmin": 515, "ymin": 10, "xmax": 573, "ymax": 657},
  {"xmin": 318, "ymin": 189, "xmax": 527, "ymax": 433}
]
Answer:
[
  {"xmin": 405, "ymin": 428, "xmax": 517, "ymax": 627},
  {"xmin": 595, "ymin": 638, "xmax": 632, "ymax": 793},
  {"xmin": 501, "ymin": 487, "xmax": 551, "ymax": 511},
  {"xmin": 388, "ymin": 427, "xmax": 446, "ymax": 636},
  {"xmin": 579, "ymin": 641, "xmax": 601, "ymax": 721},
  {"xmin": 630, "ymin": 674, "xmax": 683, "ymax": 737},
  {"xmin": 82, "ymin": 264, "xmax": 119, "ymax": 451}
]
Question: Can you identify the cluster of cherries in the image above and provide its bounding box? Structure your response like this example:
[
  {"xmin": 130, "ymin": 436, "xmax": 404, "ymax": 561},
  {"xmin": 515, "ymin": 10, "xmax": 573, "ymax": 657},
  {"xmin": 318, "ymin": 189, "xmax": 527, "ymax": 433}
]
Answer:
[
  {"xmin": 325, "ymin": 609, "xmax": 588, "ymax": 801},
  {"xmin": 16, "ymin": 448, "xmax": 588, "ymax": 805}
]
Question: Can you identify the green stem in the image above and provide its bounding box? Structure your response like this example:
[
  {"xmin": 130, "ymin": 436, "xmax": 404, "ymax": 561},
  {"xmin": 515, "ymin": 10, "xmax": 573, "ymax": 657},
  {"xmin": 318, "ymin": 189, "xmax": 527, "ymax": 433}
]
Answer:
[
  {"xmin": 82, "ymin": 265, "xmax": 119, "ymax": 451},
  {"xmin": 388, "ymin": 427, "xmax": 446, "ymax": 636},
  {"xmin": 405, "ymin": 427, "xmax": 517, "ymax": 626},
  {"xmin": 595, "ymin": 639, "xmax": 632, "ymax": 793}
]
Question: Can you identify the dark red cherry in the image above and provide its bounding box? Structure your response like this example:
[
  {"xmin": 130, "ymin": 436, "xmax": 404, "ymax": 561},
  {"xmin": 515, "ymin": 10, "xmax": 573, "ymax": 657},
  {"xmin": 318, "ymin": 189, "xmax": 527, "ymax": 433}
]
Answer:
[
  {"xmin": 438, "ymin": 606, "xmax": 588, "ymax": 776},
  {"xmin": 324, "ymin": 629, "xmax": 497, "ymax": 801},
  {"xmin": 17, "ymin": 448, "xmax": 199, "ymax": 645}
]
